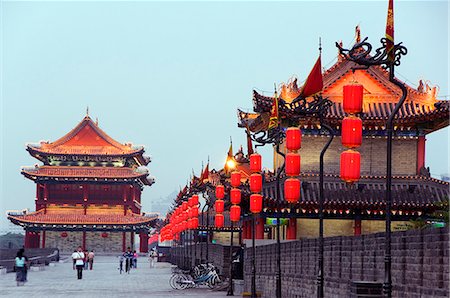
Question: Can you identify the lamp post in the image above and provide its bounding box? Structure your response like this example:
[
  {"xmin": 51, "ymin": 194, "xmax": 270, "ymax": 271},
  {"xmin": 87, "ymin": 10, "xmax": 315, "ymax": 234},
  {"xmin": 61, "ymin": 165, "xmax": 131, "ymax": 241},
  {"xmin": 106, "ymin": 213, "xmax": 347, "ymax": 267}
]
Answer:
[{"xmin": 337, "ymin": 35, "xmax": 407, "ymax": 298}]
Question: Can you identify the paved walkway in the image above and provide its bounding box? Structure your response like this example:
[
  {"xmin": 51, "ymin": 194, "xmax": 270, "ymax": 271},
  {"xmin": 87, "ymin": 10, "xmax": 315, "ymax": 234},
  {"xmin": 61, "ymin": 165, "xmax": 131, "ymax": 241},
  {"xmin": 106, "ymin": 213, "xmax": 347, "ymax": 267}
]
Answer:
[{"xmin": 0, "ymin": 256, "xmax": 228, "ymax": 297}]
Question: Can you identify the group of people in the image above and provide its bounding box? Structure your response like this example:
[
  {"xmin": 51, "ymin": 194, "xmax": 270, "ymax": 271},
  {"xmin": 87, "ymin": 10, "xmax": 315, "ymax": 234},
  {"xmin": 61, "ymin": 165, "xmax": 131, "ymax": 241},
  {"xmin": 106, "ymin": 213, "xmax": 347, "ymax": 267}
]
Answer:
[
  {"xmin": 71, "ymin": 246, "xmax": 95, "ymax": 280},
  {"xmin": 118, "ymin": 247, "xmax": 138, "ymax": 274},
  {"xmin": 15, "ymin": 248, "xmax": 29, "ymax": 286}
]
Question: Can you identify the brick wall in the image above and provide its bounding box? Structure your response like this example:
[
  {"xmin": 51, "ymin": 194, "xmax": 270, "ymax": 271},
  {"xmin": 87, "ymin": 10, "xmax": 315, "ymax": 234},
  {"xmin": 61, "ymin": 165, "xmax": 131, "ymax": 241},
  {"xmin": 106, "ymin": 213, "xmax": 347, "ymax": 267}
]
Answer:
[
  {"xmin": 244, "ymin": 227, "xmax": 449, "ymax": 297},
  {"xmin": 275, "ymin": 136, "xmax": 418, "ymax": 176},
  {"xmin": 45, "ymin": 231, "xmax": 133, "ymax": 253}
]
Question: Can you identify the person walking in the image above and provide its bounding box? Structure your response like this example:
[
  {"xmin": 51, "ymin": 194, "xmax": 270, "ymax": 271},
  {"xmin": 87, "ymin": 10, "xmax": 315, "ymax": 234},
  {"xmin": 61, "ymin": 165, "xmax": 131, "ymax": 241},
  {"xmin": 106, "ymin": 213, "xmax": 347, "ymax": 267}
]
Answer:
[
  {"xmin": 72, "ymin": 249, "xmax": 77, "ymax": 270},
  {"xmin": 118, "ymin": 254, "xmax": 124, "ymax": 274},
  {"xmin": 149, "ymin": 248, "xmax": 158, "ymax": 268},
  {"xmin": 88, "ymin": 250, "xmax": 95, "ymax": 270},
  {"xmin": 83, "ymin": 249, "xmax": 89, "ymax": 270},
  {"xmin": 72, "ymin": 246, "xmax": 85, "ymax": 280},
  {"xmin": 15, "ymin": 249, "xmax": 28, "ymax": 286},
  {"xmin": 123, "ymin": 247, "xmax": 133, "ymax": 274},
  {"xmin": 132, "ymin": 250, "xmax": 137, "ymax": 269}
]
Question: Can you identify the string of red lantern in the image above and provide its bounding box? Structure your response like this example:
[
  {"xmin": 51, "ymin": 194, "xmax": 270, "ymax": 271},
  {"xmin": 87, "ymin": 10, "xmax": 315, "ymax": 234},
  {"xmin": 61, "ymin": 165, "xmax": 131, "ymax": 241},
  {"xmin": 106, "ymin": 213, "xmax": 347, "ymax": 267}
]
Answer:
[
  {"xmin": 215, "ymin": 185, "xmax": 225, "ymax": 228},
  {"xmin": 284, "ymin": 127, "xmax": 302, "ymax": 203},
  {"xmin": 249, "ymin": 153, "xmax": 263, "ymax": 213},
  {"xmin": 340, "ymin": 83, "xmax": 363, "ymax": 183},
  {"xmin": 230, "ymin": 171, "xmax": 241, "ymax": 222}
]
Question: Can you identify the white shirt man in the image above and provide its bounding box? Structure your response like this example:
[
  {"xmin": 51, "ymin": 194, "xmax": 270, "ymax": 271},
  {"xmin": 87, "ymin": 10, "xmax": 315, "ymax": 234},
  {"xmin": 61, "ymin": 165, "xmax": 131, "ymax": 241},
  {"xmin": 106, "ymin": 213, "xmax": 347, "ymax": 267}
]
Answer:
[{"xmin": 72, "ymin": 247, "xmax": 85, "ymax": 279}]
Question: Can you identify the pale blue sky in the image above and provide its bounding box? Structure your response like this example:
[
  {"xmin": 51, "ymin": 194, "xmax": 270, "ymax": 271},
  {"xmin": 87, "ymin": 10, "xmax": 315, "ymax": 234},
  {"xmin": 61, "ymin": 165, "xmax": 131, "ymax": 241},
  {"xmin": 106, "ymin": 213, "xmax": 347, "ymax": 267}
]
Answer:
[{"xmin": 1, "ymin": 1, "xmax": 448, "ymax": 229}]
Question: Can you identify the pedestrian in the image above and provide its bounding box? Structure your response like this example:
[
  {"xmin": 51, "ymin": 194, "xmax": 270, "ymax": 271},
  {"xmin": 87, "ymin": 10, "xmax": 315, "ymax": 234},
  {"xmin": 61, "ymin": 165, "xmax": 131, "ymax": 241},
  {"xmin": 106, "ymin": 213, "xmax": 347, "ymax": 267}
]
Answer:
[
  {"xmin": 83, "ymin": 249, "xmax": 89, "ymax": 270},
  {"xmin": 118, "ymin": 254, "xmax": 124, "ymax": 274},
  {"xmin": 72, "ymin": 246, "xmax": 85, "ymax": 280},
  {"xmin": 72, "ymin": 249, "xmax": 77, "ymax": 270},
  {"xmin": 88, "ymin": 250, "xmax": 95, "ymax": 270},
  {"xmin": 123, "ymin": 247, "xmax": 133, "ymax": 274},
  {"xmin": 149, "ymin": 248, "xmax": 157, "ymax": 268},
  {"xmin": 15, "ymin": 249, "xmax": 28, "ymax": 286},
  {"xmin": 132, "ymin": 250, "xmax": 137, "ymax": 269}
]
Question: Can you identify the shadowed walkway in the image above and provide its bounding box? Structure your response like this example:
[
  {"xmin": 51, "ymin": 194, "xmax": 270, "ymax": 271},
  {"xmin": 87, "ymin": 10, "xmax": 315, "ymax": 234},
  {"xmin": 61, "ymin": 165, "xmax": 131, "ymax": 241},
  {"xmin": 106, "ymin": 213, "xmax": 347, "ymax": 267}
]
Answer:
[{"xmin": 0, "ymin": 256, "xmax": 227, "ymax": 298}]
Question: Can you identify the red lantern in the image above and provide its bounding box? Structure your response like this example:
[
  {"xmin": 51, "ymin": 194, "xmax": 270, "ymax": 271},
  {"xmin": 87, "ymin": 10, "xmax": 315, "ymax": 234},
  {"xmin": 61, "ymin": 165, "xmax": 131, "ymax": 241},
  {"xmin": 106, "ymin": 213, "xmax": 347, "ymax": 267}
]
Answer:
[
  {"xmin": 191, "ymin": 207, "xmax": 199, "ymax": 218},
  {"xmin": 284, "ymin": 178, "xmax": 301, "ymax": 203},
  {"xmin": 230, "ymin": 188, "xmax": 241, "ymax": 204},
  {"xmin": 250, "ymin": 173, "xmax": 263, "ymax": 193},
  {"xmin": 191, "ymin": 195, "xmax": 199, "ymax": 206},
  {"xmin": 61, "ymin": 232, "xmax": 68, "ymax": 238},
  {"xmin": 230, "ymin": 205, "xmax": 241, "ymax": 222},
  {"xmin": 250, "ymin": 153, "xmax": 262, "ymax": 172},
  {"xmin": 285, "ymin": 153, "xmax": 301, "ymax": 176},
  {"xmin": 191, "ymin": 218, "xmax": 199, "ymax": 229},
  {"xmin": 343, "ymin": 84, "xmax": 363, "ymax": 114},
  {"xmin": 215, "ymin": 199, "xmax": 224, "ymax": 213},
  {"xmin": 181, "ymin": 221, "xmax": 187, "ymax": 231},
  {"xmin": 342, "ymin": 116, "xmax": 362, "ymax": 148},
  {"xmin": 215, "ymin": 185, "xmax": 225, "ymax": 199},
  {"xmin": 231, "ymin": 171, "xmax": 241, "ymax": 187},
  {"xmin": 250, "ymin": 194, "xmax": 263, "ymax": 213},
  {"xmin": 215, "ymin": 214, "xmax": 224, "ymax": 227},
  {"xmin": 188, "ymin": 197, "xmax": 193, "ymax": 207},
  {"xmin": 340, "ymin": 150, "xmax": 361, "ymax": 183},
  {"xmin": 286, "ymin": 127, "xmax": 302, "ymax": 151},
  {"xmin": 182, "ymin": 202, "xmax": 188, "ymax": 211}
]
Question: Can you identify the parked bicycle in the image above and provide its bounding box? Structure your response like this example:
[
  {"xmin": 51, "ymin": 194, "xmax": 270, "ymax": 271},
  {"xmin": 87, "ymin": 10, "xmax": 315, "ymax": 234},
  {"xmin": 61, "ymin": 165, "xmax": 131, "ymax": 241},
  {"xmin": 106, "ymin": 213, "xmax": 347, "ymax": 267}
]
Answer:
[{"xmin": 169, "ymin": 263, "xmax": 223, "ymax": 290}]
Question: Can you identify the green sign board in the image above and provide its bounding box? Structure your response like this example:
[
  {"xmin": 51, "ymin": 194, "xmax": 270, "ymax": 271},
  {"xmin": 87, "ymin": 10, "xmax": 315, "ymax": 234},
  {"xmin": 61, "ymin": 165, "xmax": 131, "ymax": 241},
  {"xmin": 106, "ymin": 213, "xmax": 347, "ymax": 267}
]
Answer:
[{"xmin": 265, "ymin": 218, "xmax": 289, "ymax": 226}]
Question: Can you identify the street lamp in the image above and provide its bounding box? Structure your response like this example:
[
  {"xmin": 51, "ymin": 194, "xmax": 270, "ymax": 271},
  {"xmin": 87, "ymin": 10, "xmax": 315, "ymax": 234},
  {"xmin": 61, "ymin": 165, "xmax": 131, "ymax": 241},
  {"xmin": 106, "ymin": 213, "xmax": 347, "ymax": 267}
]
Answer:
[{"xmin": 336, "ymin": 29, "xmax": 408, "ymax": 297}]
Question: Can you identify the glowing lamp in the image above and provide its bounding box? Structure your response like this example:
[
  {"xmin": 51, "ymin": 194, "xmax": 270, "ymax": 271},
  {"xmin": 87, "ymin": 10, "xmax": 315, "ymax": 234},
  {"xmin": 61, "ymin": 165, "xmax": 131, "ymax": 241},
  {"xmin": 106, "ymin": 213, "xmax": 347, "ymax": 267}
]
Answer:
[
  {"xmin": 340, "ymin": 150, "xmax": 361, "ymax": 183},
  {"xmin": 284, "ymin": 178, "xmax": 301, "ymax": 203},
  {"xmin": 226, "ymin": 159, "xmax": 236, "ymax": 170},
  {"xmin": 250, "ymin": 194, "xmax": 263, "ymax": 213},
  {"xmin": 343, "ymin": 84, "xmax": 363, "ymax": 114},
  {"xmin": 215, "ymin": 185, "xmax": 225, "ymax": 199},
  {"xmin": 230, "ymin": 205, "xmax": 241, "ymax": 222},
  {"xmin": 215, "ymin": 214, "xmax": 224, "ymax": 227},
  {"xmin": 215, "ymin": 199, "xmax": 224, "ymax": 213},
  {"xmin": 231, "ymin": 171, "xmax": 241, "ymax": 187},
  {"xmin": 286, "ymin": 127, "xmax": 302, "ymax": 151},
  {"xmin": 230, "ymin": 188, "xmax": 241, "ymax": 204},
  {"xmin": 285, "ymin": 153, "xmax": 301, "ymax": 176},
  {"xmin": 342, "ymin": 116, "xmax": 362, "ymax": 148},
  {"xmin": 250, "ymin": 153, "xmax": 262, "ymax": 172},
  {"xmin": 191, "ymin": 195, "xmax": 199, "ymax": 206},
  {"xmin": 250, "ymin": 173, "xmax": 263, "ymax": 193}
]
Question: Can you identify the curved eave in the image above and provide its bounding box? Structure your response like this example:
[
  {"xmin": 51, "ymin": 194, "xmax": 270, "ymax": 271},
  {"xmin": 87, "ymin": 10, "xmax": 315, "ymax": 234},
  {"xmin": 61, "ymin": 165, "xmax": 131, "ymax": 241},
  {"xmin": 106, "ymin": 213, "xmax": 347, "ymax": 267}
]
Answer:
[{"xmin": 26, "ymin": 146, "xmax": 145, "ymax": 160}]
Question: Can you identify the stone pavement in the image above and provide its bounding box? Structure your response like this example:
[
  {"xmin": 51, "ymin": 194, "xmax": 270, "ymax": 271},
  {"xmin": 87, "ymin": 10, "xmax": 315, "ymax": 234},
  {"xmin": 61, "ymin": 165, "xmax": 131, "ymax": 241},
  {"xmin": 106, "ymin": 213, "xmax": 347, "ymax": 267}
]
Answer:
[{"xmin": 0, "ymin": 256, "xmax": 228, "ymax": 298}]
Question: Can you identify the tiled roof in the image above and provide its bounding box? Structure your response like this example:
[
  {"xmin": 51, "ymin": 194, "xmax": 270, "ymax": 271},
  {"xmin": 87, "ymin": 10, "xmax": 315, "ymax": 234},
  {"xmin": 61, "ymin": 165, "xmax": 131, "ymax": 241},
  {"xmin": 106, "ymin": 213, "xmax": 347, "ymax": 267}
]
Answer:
[
  {"xmin": 22, "ymin": 166, "xmax": 147, "ymax": 179},
  {"xmin": 27, "ymin": 116, "xmax": 144, "ymax": 157},
  {"xmin": 8, "ymin": 210, "xmax": 157, "ymax": 225}
]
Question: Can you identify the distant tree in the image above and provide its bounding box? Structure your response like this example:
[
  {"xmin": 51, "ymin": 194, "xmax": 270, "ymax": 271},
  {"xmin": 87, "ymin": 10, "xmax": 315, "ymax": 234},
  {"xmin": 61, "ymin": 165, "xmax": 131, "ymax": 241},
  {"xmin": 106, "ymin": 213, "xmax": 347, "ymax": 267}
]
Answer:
[{"xmin": 0, "ymin": 233, "xmax": 24, "ymax": 249}]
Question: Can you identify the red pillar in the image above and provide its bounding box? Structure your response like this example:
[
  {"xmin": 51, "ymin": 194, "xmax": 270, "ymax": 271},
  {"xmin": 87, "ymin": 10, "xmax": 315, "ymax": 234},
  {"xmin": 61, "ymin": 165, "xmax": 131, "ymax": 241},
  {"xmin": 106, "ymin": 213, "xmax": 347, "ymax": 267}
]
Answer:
[
  {"xmin": 82, "ymin": 231, "xmax": 86, "ymax": 250},
  {"xmin": 354, "ymin": 219, "xmax": 362, "ymax": 236},
  {"xmin": 417, "ymin": 136, "xmax": 426, "ymax": 174},
  {"xmin": 122, "ymin": 232, "xmax": 126, "ymax": 252},
  {"xmin": 255, "ymin": 216, "xmax": 264, "ymax": 239},
  {"xmin": 42, "ymin": 231, "xmax": 46, "ymax": 248},
  {"xmin": 43, "ymin": 184, "xmax": 48, "ymax": 214},
  {"xmin": 131, "ymin": 232, "xmax": 135, "ymax": 250},
  {"xmin": 139, "ymin": 232, "xmax": 149, "ymax": 253},
  {"xmin": 286, "ymin": 218, "xmax": 297, "ymax": 240}
]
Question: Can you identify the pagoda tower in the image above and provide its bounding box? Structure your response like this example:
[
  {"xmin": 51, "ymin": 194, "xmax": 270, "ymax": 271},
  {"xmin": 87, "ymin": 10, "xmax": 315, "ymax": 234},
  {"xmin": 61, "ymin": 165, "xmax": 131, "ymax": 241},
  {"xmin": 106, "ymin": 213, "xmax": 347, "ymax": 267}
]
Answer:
[{"xmin": 8, "ymin": 114, "xmax": 157, "ymax": 253}]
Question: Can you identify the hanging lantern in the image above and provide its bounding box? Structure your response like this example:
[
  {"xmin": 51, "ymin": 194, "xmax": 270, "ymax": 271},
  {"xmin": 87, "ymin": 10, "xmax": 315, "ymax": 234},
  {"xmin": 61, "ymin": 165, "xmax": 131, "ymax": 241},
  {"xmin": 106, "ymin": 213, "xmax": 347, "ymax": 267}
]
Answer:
[
  {"xmin": 182, "ymin": 201, "xmax": 188, "ymax": 211},
  {"xmin": 215, "ymin": 185, "xmax": 225, "ymax": 199},
  {"xmin": 191, "ymin": 195, "xmax": 199, "ymax": 206},
  {"xmin": 231, "ymin": 171, "xmax": 241, "ymax": 187},
  {"xmin": 230, "ymin": 205, "xmax": 241, "ymax": 222},
  {"xmin": 342, "ymin": 116, "xmax": 362, "ymax": 148},
  {"xmin": 183, "ymin": 211, "xmax": 189, "ymax": 221},
  {"xmin": 188, "ymin": 196, "xmax": 194, "ymax": 207},
  {"xmin": 215, "ymin": 199, "xmax": 224, "ymax": 213},
  {"xmin": 230, "ymin": 188, "xmax": 241, "ymax": 204},
  {"xmin": 250, "ymin": 194, "xmax": 263, "ymax": 213},
  {"xmin": 340, "ymin": 150, "xmax": 361, "ymax": 183},
  {"xmin": 191, "ymin": 217, "xmax": 199, "ymax": 229},
  {"xmin": 285, "ymin": 153, "xmax": 301, "ymax": 176},
  {"xmin": 343, "ymin": 84, "xmax": 363, "ymax": 114},
  {"xmin": 250, "ymin": 153, "xmax": 262, "ymax": 172},
  {"xmin": 286, "ymin": 127, "xmax": 302, "ymax": 151},
  {"xmin": 181, "ymin": 221, "xmax": 187, "ymax": 231},
  {"xmin": 250, "ymin": 173, "xmax": 263, "ymax": 193},
  {"xmin": 215, "ymin": 214, "xmax": 224, "ymax": 227},
  {"xmin": 187, "ymin": 219, "xmax": 193, "ymax": 229},
  {"xmin": 284, "ymin": 178, "xmax": 301, "ymax": 203},
  {"xmin": 61, "ymin": 232, "xmax": 68, "ymax": 238},
  {"xmin": 191, "ymin": 207, "xmax": 199, "ymax": 218}
]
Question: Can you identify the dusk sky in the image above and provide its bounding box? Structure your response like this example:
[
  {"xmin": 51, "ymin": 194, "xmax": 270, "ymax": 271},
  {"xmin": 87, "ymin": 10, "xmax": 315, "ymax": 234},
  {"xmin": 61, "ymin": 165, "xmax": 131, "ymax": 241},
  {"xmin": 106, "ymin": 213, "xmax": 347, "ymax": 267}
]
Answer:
[{"xmin": 1, "ymin": 1, "xmax": 448, "ymax": 230}]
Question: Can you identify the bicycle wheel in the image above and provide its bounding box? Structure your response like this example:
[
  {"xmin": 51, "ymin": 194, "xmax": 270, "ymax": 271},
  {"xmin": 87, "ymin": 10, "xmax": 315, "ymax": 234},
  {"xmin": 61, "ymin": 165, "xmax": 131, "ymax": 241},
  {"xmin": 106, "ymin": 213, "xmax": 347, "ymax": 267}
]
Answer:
[
  {"xmin": 169, "ymin": 274, "xmax": 179, "ymax": 289},
  {"xmin": 174, "ymin": 274, "xmax": 189, "ymax": 290}
]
